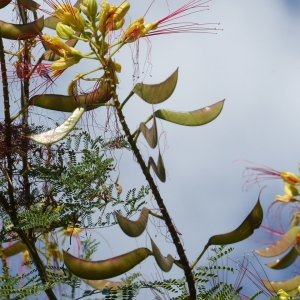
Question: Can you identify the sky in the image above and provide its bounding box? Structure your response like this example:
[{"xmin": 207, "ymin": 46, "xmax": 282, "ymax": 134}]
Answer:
[{"xmin": 1, "ymin": 0, "xmax": 300, "ymax": 299}]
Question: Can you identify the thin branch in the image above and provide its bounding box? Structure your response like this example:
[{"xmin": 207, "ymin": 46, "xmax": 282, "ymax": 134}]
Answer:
[{"xmin": 113, "ymin": 95, "xmax": 197, "ymax": 300}]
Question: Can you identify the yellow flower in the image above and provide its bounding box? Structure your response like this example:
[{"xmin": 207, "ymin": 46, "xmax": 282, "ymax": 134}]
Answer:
[
  {"xmin": 53, "ymin": 4, "xmax": 85, "ymax": 32},
  {"xmin": 284, "ymin": 184, "xmax": 299, "ymax": 197},
  {"xmin": 22, "ymin": 250, "xmax": 31, "ymax": 269},
  {"xmin": 275, "ymin": 195, "xmax": 296, "ymax": 203},
  {"xmin": 100, "ymin": 0, "xmax": 110, "ymax": 12},
  {"xmin": 51, "ymin": 56, "xmax": 82, "ymax": 74},
  {"xmin": 63, "ymin": 227, "xmax": 84, "ymax": 236},
  {"xmin": 121, "ymin": 17, "xmax": 158, "ymax": 43},
  {"xmin": 113, "ymin": 61, "xmax": 121, "ymax": 73},
  {"xmin": 277, "ymin": 289, "xmax": 290, "ymax": 300},
  {"xmin": 43, "ymin": 34, "xmax": 78, "ymax": 58},
  {"xmin": 43, "ymin": 34, "xmax": 83, "ymax": 74},
  {"xmin": 280, "ymin": 171, "xmax": 300, "ymax": 185},
  {"xmin": 106, "ymin": 1, "xmax": 130, "ymax": 23}
]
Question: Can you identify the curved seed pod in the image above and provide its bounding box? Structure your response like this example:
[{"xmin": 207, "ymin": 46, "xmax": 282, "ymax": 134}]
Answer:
[
  {"xmin": 1, "ymin": 241, "xmax": 27, "ymax": 258},
  {"xmin": 63, "ymin": 248, "xmax": 152, "ymax": 280},
  {"xmin": 149, "ymin": 152, "xmax": 166, "ymax": 183},
  {"xmin": 154, "ymin": 99, "xmax": 225, "ymax": 126},
  {"xmin": 255, "ymin": 226, "xmax": 300, "ymax": 258},
  {"xmin": 0, "ymin": 16, "xmax": 44, "ymax": 40},
  {"xmin": 139, "ymin": 116, "xmax": 157, "ymax": 149},
  {"xmin": 115, "ymin": 208, "xmax": 149, "ymax": 237},
  {"xmin": 29, "ymin": 80, "xmax": 112, "ymax": 112},
  {"xmin": 151, "ymin": 238, "xmax": 174, "ymax": 272},
  {"xmin": 27, "ymin": 106, "xmax": 86, "ymax": 145},
  {"xmin": 133, "ymin": 69, "xmax": 178, "ymax": 104},
  {"xmin": 82, "ymin": 279, "xmax": 125, "ymax": 291},
  {"xmin": 208, "ymin": 196, "xmax": 263, "ymax": 245},
  {"xmin": 265, "ymin": 244, "xmax": 300, "ymax": 269},
  {"xmin": 263, "ymin": 275, "xmax": 300, "ymax": 293},
  {"xmin": 0, "ymin": 0, "xmax": 11, "ymax": 9}
]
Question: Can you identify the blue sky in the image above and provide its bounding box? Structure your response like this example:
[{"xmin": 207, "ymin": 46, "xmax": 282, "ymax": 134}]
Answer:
[{"xmin": 1, "ymin": 0, "xmax": 300, "ymax": 298}]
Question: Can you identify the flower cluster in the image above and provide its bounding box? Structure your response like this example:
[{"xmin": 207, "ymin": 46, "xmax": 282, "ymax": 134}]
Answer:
[
  {"xmin": 42, "ymin": 0, "xmax": 216, "ymax": 80},
  {"xmin": 276, "ymin": 171, "xmax": 300, "ymax": 203}
]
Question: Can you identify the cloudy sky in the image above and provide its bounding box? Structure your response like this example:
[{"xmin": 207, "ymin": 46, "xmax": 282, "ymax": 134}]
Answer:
[{"xmin": 2, "ymin": 0, "xmax": 300, "ymax": 298}]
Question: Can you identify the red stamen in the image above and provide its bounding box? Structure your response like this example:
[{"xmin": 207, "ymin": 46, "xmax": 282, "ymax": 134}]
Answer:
[
  {"xmin": 157, "ymin": 0, "xmax": 211, "ymax": 24},
  {"xmin": 237, "ymin": 160, "xmax": 281, "ymax": 191}
]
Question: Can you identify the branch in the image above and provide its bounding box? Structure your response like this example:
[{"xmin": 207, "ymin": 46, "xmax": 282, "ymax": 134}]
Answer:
[{"xmin": 113, "ymin": 96, "xmax": 196, "ymax": 300}]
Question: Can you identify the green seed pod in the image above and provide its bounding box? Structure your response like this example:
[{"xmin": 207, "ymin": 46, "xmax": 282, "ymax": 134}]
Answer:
[
  {"xmin": 208, "ymin": 197, "xmax": 263, "ymax": 245},
  {"xmin": 63, "ymin": 248, "xmax": 152, "ymax": 280},
  {"xmin": 0, "ymin": 16, "xmax": 44, "ymax": 40},
  {"xmin": 1, "ymin": 241, "xmax": 27, "ymax": 258},
  {"xmin": 115, "ymin": 207, "xmax": 149, "ymax": 237},
  {"xmin": 27, "ymin": 105, "xmax": 86, "ymax": 145},
  {"xmin": 151, "ymin": 238, "xmax": 174, "ymax": 272},
  {"xmin": 29, "ymin": 78, "xmax": 112, "ymax": 112},
  {"xmin": 56, "ymin": 22, "xmax": 74, "ymax": 40}
]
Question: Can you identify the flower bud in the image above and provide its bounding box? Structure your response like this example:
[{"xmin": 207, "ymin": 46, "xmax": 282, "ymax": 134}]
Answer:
[
  {"xmin": 51, "ymin": 56, "xmax": 82, "ymax": 72},
  {"xmin": 79, "ymin": 4, "xmax": 89, "ymax": 17},
  {"xmin": 113, "ymin": 61, "xmax": 121, "ymax": 73},
  {"xmin": 56, "ymin": 22, "xmax": 74, "ymax": 40},
  {"xmin": 108, "ymin": 1, "xmax": 130, "ymax": 23},
  {"xmin": 284, "ymin": 184, "xmax": 299, "ymax": 197},
  {"xmin": 275, "ymin": 195, "xmax": 296, "ymax": 203},
  {"xmin": 121, "ymin": 17, "xmax": 144, "ymax": 43},
  {"xmin": 280, "ymin": 171, "xmax": 300, "ymax": 185},
  {"xmin": 54, "ymin": 5, "xmax": 85, "ymax": 32},
  {"xmin": 83, "ymin": 0, "xmax": 98, "ymax": 18}
]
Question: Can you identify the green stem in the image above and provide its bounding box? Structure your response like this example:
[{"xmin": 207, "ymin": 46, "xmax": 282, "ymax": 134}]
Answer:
[
  {"xmin": 120, "ymin": 91, "xmax": 134, "ymax": 109},
  {"xmin": 149, "ymin": 210, "xmax": 164, "ymax": 220},
  {"xmin": 190, "ymin": 243, "xmax": 210, "ymax": 270},
  {"xmin": 106, "ymin": 42, "xmax": 124, "ymax": 62},
  {"xmin": 10, "ymin": 103, "xmax": 30, "ymax": 121}
]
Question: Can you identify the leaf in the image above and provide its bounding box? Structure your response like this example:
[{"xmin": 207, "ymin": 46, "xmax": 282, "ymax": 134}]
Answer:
[
  {"xmin": 133, "ymin": 68, "xmax": 178, "ymax": 104},
  {"xmin": 1, "ymin": 241, "xmax": 27, "ymax": 258},
  {"xmin": 63, "ymin": 248, "xmax": 152, "ymax": 280},
  {"xmin": 139, "ymin": 116, "xmax": 157, "ymax": 148},
  {"xmin": 27, "ymin": 106, "xmax": 86, "ymax": 145},
  {"xmin": 255, "ymin": 226, "xmax": 300, "ymax": 258},
  {"xmin": 82, "ymin": 279, "xmax": 125, "ymax": 291},
  {"xmin": 265, "ymin": 243, "xmax": 300, "ymax": 269},
  {"xmin": 154, "ymin": 99, "xmax": 225, "ymax": 126},
  {"xmin": 149, "ymin": 152, "xmax": 166, "ymax": 182},
  {"xmin": 263, "ymin": 275, "xmax": 300, "ymax": 293},
  {"xmin": 115, "ymin": 208, "xmax": 149, "ymax": 237},
  {"xmin": 208, "ymin": 194, "xmax": 263, "ymax": 245},
  {"xmin": 0, "ymin": 16, "xmax": 44, "ymax": 40},
  {"xmin": 151, "ymin": 238, "xmax": 174, "ymax": 272},
  {"xmin": 29, "ymin": 79, "xmax": 112, "ymax": 112}
]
